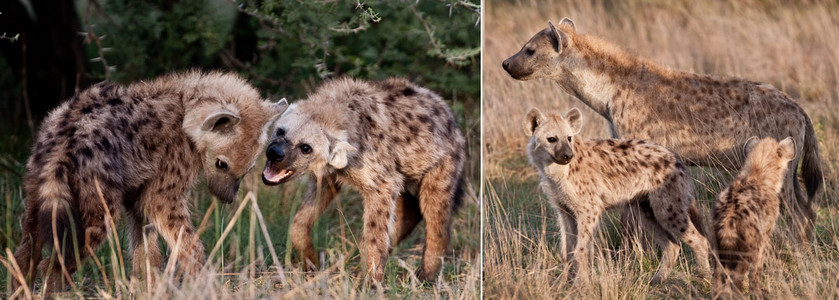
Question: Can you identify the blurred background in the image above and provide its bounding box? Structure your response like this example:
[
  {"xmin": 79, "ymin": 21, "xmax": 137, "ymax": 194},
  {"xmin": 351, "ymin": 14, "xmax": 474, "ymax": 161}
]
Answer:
[
  {"xmin": 483, "ymin": 0, "xmax": 838, "ymax": 298},
  {"xmin": 0, "ymin": 0, "xmax": 480, "ymax": 297}
]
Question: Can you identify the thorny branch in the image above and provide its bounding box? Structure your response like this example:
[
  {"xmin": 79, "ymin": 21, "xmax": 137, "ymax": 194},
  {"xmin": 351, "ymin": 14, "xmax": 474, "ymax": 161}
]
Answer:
[{"xmin": 83, "ymin": 0, "xmax": 113, "ymax": 81}]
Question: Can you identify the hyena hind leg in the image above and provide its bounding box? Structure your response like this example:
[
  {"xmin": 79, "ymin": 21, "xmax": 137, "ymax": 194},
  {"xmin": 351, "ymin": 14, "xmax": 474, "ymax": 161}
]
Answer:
[
  {"xmin": 416, "ymin": 156, "xmax": 461, "ymax": 282},
  {"xmin": 391, "ymin": 192, "xmax": 423, "ymax": 247}
]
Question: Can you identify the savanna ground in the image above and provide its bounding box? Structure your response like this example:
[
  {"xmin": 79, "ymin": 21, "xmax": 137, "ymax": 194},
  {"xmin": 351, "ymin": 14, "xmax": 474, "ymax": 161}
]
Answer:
[
  {"xmin": 0, "ymin": 1, "xmax": 481, "ymax": 298},
  {"xmin": 483, "ymin": 0, "xmax": 839, "ymax": 298}
]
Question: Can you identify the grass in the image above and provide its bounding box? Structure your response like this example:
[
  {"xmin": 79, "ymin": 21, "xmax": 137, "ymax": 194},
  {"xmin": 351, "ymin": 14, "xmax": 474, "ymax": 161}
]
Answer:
[
  {"xmin": 483, "ymin": 0, "xmax": 839, "ymax": 298},
  {"xmin": 0, "ymin": 99, "xmax": 481, "ymax": 298}
]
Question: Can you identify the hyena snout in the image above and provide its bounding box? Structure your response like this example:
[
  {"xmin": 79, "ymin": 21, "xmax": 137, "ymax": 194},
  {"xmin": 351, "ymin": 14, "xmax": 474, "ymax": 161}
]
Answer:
[
  {"xmin": 553, "ymin": 143, "xmax": 574, "ymax": 165},
  {"xmin": 207, "ymin": 172, "xmax": 241, "ymax": 204},
  {"xmin": 266, "ymin": 144, "xmax": 285, "ymax": 162},
  {"xmin": 502, "ymin": 54, "xmax": 533, "ymax": 80},
  {"xmin": 262, "ymin": 141, "xmax": 297, "ymax": 186}
]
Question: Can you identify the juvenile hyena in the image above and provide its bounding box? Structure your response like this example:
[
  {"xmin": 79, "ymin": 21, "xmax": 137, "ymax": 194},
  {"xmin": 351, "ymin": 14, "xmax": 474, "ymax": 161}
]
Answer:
[
  {"xmin": 12, "ymin": 71, "xmax": 287, "ymax": 291},
  {"xmin": 525, "ymin": 107, "xmax": 711, "ymax": 283},
  {"xmin": 503, "ymin": 18, "xmax": 823, "ymax": 241},
  {"xmin": 261, "ymin": 77, "xmax": 465, "ymax": 283},
  {"xmin": 713, "ymin": 137, "xmax": 796, "ymax": 299}
]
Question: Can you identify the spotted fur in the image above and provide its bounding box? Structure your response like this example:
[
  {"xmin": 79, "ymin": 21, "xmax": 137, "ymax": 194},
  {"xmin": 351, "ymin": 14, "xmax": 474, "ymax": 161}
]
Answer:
[
  {"xmin": 12, "ymin": 71, "xmax": 286, "ymax": 292},
  {"xmin": 525, "ymin": 107, "xmax": 711, "ymax": 284},
  {"xmin": 503, "ymin": 18, "xmax": 823, "ymax": 241},
  {"xmin": 261, "ymin": 77, "xmax": 465, "ymax": 284},
  {"xmin": 712, "ymin": 137, "xmax": 796, "ymax": 299}
]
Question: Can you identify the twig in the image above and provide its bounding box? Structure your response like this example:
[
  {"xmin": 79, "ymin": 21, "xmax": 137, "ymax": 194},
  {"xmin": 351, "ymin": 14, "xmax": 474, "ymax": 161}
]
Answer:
[{"xmin": 84, "ymin": 0, "xmax": 112, "ymax": 81}]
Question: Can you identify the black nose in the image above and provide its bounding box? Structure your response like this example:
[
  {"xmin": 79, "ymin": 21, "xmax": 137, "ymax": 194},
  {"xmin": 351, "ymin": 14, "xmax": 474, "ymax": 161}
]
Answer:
[
  {"xmin": 267, "ymin": 145, "xmax": 284, "ymax": 162},
  {"xmin": 502, "ymin": 60, "xmax": 509, "ymax": 71},
  {"xmin": 562, "ymin": 153, "xmax": 573, "ymax": 160}
]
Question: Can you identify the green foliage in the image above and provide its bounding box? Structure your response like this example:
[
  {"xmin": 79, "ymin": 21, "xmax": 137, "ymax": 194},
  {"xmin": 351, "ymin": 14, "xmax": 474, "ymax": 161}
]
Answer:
[{"xmin": 92, "ymin": 0, "xmax": 480, "ymax": 103}]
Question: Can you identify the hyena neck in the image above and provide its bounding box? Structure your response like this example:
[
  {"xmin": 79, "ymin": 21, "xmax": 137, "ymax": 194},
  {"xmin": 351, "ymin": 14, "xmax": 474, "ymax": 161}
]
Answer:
[{"xmin": 552, "ymin": 35, "xmax": 674, "ymax": 120}]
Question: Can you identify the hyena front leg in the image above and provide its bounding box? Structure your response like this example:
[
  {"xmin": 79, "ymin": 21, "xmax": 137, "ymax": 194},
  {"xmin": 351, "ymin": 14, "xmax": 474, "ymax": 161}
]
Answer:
[
  {"xmin": 570, "ymin": 210, "xmax": 601, "ymax": 283},
  {"xmin": 290, "ymin": 174, "xmax": 341, "ymax": 270},
  {"xmin": 359, "ymin": 184, "xmax": 399, "ymax": 284},
  {"xmin": 553, "ymin": 205, "xmax": 577, "ymax": 263}
]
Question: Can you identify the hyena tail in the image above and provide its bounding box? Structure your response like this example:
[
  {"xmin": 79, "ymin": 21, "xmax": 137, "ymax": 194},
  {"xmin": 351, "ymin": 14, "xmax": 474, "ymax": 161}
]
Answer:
[
  {"xmin": 688, "ymin": 201, "xmax": 708, "ymax": 238},
  {"xmin": 801, "ymin": 115, "xmax": 823, "ymax": 202},
  {"xmin": 36, "ymin": 176, "xmax": 85, "ymax": 271},
  {"xmin": 452, "ymin": 177, "xmax": 465, "ymax": 214}
]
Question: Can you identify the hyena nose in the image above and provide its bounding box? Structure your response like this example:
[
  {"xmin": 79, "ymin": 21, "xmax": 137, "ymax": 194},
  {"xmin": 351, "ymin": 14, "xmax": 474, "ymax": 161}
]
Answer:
[
  {"xmin": 562, "ymin": 153, "xmax": 574, "ymax": 160},
  {"xmin": 502, "ymin": 60, "xmax": 510, "ymax": 71},
  {"xmin": 267, "ymin": 145, "xmax": 285, "ymax": 162}
]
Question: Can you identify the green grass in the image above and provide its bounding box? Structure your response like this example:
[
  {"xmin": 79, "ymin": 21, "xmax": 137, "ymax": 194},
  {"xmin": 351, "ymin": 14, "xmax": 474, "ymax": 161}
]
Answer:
[{"xmin": 0, "ymin": 151, "xmax": 480, "ymax": 298}]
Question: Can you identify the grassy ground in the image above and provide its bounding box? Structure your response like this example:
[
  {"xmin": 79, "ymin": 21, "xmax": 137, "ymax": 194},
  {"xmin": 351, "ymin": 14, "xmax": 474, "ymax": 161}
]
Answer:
[
  {"xmin": 483, "ymin": 0, "xmax": 839, "ymax": 298},
  {"xmin": 0, "ymin": 100, "xmax": 481, "ymax": 298}
]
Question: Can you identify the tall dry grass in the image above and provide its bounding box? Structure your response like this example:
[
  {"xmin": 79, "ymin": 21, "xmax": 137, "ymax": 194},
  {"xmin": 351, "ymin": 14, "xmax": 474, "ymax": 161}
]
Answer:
[{"xmin": 483, "ymin": 0, "xmax": 839, "ymax": 298}]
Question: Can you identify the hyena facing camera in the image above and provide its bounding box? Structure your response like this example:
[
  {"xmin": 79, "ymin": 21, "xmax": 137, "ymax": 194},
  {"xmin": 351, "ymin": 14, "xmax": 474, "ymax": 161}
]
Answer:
[{"xmin": 525, "ymin": 107, "xmax": 711, "ymax": 284}]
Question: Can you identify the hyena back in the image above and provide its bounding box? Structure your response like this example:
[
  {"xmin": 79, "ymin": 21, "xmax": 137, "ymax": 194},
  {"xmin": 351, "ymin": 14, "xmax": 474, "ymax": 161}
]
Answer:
[
  {"xmin": 713, "ymin": 137, "xmax": 796, "ymax": 299},
  {"xmin": 503, "ymin": 18, "xmax": 823, "ymax": 241},
  {"xmin": 12, "ymin": 71, "xmax": 286, "ymax": 292},
  {"xmin": 525, "ymin": 107, "xmax": 711, "ymax": 284},
  {"xmin": 261, "ymin": 77, "xmax": 465, "ymax": 283}
]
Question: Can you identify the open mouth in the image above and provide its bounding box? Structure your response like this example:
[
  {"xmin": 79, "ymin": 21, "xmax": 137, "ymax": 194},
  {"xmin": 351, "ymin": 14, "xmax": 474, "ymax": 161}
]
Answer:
[{"xmin": 262, "ymin": 165, "xmax": 295, "ymax": 185}]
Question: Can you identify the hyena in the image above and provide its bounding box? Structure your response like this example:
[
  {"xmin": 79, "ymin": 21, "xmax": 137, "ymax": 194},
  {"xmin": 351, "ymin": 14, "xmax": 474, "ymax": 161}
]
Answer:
[
  {"xmin": 503, "ymin": 18, "xmax": 823, "ymax": 241},
  {"xmin": 12, "ymin": 71, "xmax": 287, "ymax": 292},
  {"xmin": 712, "ymin": 137, "xmax": 796, "ymax": 299},
  {"xmin": 261, "ymin": 77, "xmax": 465, "ymax": 283},
  {"xmin": 525, "ymin": 107, "xmax": 711, "ymax": 283}
]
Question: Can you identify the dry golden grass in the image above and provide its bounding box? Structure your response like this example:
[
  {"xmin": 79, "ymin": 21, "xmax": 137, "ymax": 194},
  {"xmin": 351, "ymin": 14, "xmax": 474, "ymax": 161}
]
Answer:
[{"xmin": 483, "ymin": 0, "xmax": 839, "ymax": 298}]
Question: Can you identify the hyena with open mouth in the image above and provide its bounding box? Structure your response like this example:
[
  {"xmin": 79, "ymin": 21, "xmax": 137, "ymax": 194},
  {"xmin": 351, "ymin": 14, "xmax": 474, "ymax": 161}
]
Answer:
[{"xmin": 262, "ymin": 77, "xmax": 465, "ymax": 284}]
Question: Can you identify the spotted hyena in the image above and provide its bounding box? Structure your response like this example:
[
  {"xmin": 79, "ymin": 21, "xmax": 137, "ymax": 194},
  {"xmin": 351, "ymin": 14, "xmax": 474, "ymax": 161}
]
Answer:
[
  {"xmin": 261, "ymin": 77, "xmax": 465, "ymax": 283},
  {"xmin": 712, "ymin": 137, "xmax": 796, "ymax": 299},
  {"xmin": 11, "ymin": 71, "xmax": 287, "ymax": 292},
  {"xmin": 525, "ymin": 107, "xmax": 711, "ymax": 283},
  {"xmin": 503, "ymin": 18, "xmax": 823, "ymax": 241}
]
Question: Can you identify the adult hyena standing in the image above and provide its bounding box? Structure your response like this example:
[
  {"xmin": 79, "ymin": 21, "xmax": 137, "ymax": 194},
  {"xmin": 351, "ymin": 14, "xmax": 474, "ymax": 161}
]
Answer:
[
  {"xmin": 12, "ymin": 71, "xmax": 287, "ymax": 292},
  {"xmin": 261, "ymin": 77, "xmax": 465, "ymax": 284},
  {"xmin": 502, "ymin": 18, "xmax": 823, "ymax": 241}
]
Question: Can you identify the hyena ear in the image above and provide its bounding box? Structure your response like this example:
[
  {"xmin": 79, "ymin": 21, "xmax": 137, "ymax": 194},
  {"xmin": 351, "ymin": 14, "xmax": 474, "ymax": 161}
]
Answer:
[
  {"xmin": 779, "ymin": 136, "xmax": 796, "ymax": 160},
  {"xmin": 270, "ymin": 98, "xmax": 289, "ymax": 119},
  {"xmin": 328, "ymin": 140, "xmax": 357, "ymax": 169},
  {"xmin": 547, "ymin": 20, "xmax": 570, "ymax": 53},
  {"xmin": 743, "ymin": 136, "xmax": 760, "ymax": 154},
  {"xmin": 564, "ymin": 107, "xmax": 583, "ymax": 134},
  {"xmin": 559, "ymin": 17, "xmax": 576, "ymax": 32},
  {"xmin": 201, "ymin": 109, "xmax": 241, "ymax": 133},
  {"xmin": 523, "ymin": 108, "xmax": 545, "ymax": 136}
]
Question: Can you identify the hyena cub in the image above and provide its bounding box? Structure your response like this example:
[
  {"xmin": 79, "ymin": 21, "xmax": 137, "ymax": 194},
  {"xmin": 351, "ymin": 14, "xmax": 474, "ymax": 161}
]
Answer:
[
  {"xmin": 713, "ymin": 137, "xmax": 796, "ymax": 299},
  {"xmin": 12, "ymin": 71, "xmax": 286, "ymax": 292},
  {"xmin": 261, "ymin": 77, "xmax": 465, "ymax": 283},
  {"xmin": 525, "ymin": 107, "xmax": 711, "ymax": 283}
]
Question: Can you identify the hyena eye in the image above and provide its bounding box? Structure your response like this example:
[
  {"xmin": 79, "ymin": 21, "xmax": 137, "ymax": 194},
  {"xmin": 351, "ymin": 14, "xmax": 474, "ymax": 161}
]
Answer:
[
  {"xmin": 276, "ymin": 128, "xmax": 286, "ymax": 136},
  {"xmin": 567, "ymin": 136, "xmax": 572, "ymax": 142},
  {"xmin": 299, "ymin": 144, "xmax": 312, "ymax": 154},
  {"xmin": 525, "ymin": 48, "xmax": 535, "ymax": 56},
  {"xmin": 215, "ymin": 159, "xmax": 228, "ymax": 170},
  {"xmin": 547, "ymin": 137, "xmax": 558, "ymax": 143}
]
